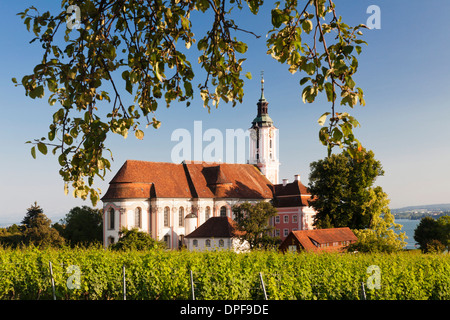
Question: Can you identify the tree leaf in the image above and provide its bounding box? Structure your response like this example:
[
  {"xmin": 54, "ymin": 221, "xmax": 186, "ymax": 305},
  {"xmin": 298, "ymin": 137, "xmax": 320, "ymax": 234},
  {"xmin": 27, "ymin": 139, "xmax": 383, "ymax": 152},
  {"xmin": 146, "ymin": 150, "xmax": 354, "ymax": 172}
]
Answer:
[
  {"xmin": 317, "ymin": 112, "xmax": 330, "ymax": 126},
  {"xmin": 135, "ymin": 129, "xmax": 144, "ymax": 140},
  {"xmin": 324, "ymin": 82, "xmax": 334, "ymax": 102},
  {"xmin": 37, "ymin": 142, "xmax": 47, "ymax": 155},
  {"xmin": 302, "ymin": 20, "xmax": 313, "ymax": 34}
]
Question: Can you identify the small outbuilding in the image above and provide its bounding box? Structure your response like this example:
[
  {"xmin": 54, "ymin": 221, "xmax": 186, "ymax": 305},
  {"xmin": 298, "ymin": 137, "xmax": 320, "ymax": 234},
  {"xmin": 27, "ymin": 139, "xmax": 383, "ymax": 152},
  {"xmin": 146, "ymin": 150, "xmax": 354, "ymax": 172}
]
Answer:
[
  {"xmin": 185, "ymin": 217, "xmax": 249, "ymax": 253},
  {"xmin": 279, "ymin": 227, "xmax": 357, "ymax": 253}
]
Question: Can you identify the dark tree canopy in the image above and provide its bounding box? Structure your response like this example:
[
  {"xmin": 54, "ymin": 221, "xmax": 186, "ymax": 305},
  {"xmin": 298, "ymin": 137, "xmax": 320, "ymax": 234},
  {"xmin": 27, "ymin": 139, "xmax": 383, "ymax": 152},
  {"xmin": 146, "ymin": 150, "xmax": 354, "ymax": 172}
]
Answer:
[
  {"xmin": 232, "ymin": 201, "xmax": 279, "ymax": 249},
  {"xmin": 21, "ymin": 204, "xmax": 65, "ymax": 248},
  {"xmin": 308, "ymin": 149, "xmax": 407, "ymax": 252},
  {"xmin": 414, "ymin": 216, "xmax": 450, "ymax": 253},
  {"xmin": 308, "ymin": 149, "xmax": 384, "ymax": 229},
  {"xmin": 15, "ymin": 0, "xmax": 368, "ymax": 204},
  {"xmin": 59, "ymin": 205, "xmax": 103, "ymax": 246},
  {"xmin": 22, "ymin": 201, "xmax": 44, "ymax": 228}
]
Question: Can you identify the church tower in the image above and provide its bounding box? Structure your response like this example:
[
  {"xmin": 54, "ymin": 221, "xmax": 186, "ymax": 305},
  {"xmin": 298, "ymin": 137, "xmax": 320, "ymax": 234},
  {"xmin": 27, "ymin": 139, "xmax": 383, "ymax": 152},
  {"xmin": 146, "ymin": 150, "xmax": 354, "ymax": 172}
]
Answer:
[{"xmin": 249, "ymin": 75, "xmax": 280, "ymax": 184}]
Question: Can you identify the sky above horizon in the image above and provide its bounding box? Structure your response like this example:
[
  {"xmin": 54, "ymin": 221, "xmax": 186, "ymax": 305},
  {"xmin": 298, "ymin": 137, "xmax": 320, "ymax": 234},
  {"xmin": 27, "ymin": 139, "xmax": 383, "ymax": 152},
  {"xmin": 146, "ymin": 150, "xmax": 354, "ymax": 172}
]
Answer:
[{"xmin": 0, "ymin": 0, "xmax": 449, "ymax": 225}]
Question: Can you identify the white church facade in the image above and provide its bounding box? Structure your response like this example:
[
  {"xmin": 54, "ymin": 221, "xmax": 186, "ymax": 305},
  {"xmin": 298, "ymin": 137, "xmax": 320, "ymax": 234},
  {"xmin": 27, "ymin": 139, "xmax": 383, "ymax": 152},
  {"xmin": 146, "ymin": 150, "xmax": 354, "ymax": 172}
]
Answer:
[{"xmin": 101, "ymin": 76, "xmax": 316, "ymax": 249}]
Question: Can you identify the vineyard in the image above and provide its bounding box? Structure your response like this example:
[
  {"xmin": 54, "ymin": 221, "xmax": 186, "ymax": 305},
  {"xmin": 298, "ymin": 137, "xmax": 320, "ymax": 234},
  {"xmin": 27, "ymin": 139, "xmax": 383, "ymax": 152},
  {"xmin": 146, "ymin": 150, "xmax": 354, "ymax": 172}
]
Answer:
[{"xmin": 0, "ymin": 247, "xmax": 448, "ymax": 300}]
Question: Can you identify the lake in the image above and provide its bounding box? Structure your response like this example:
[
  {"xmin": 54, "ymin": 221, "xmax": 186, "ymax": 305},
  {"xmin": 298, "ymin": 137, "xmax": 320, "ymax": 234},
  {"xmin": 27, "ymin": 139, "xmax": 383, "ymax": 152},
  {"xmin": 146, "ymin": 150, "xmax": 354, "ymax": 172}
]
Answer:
[{"xmin": 395, "ymin": 219, "xmax": 421, "ymax": 249}]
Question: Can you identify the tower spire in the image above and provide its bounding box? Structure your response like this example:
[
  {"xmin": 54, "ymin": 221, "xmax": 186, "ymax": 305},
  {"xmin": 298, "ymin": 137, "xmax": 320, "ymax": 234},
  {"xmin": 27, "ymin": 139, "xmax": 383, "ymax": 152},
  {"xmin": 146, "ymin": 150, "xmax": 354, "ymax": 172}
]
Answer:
[
  {"xmin": 260, "ymin": 71, "xmax": 265, "ymax": 101},
  {"xmin": 249, "ymin": 71, "xmax": 279, "ymax": 184}
]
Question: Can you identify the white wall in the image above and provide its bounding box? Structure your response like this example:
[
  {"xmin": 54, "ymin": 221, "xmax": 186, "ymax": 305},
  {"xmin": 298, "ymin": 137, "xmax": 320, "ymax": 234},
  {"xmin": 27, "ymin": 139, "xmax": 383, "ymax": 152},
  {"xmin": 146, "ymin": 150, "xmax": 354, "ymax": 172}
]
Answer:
[
  {"xmin": 103, "ymin": 198, "xmax": 269, "ymax": 248},
  {"xmin": 186, "ymin": 237, "xmax": 250, "ymax": 253},
  {"xmin": 103, "ymin": 199, "xmax": 150, "ymax": 247}
]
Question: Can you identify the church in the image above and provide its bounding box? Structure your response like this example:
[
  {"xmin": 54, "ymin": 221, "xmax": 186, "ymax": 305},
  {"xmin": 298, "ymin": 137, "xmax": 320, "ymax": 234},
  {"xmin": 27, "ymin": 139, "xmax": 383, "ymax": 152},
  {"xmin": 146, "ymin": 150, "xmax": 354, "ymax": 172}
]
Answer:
[{"xmin": 101, "ymin": 77, "xmax": 316, "ymax": 248}]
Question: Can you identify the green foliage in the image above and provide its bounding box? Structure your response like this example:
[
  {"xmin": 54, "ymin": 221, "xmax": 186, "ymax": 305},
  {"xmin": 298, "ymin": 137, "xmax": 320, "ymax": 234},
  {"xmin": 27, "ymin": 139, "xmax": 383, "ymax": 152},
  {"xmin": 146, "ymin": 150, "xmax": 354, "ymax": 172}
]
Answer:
[
  {"xmin": 309, "ymin": 149, "xmax": 385, "ymax": 229},
  {"xmin": 110, "ymin": 228, "xmax": 165, "ymax": 251},
  {"xmin": 0, "ymin": 248, "xmax": 448, "ymax": 300},
  {"xmin": 349, "ymin": 227, "xmax": 406, "ymax": 254},
  {"xmin": 0, "ymin": 202, "xmax": 65, "ymax": 249},
  {"xmin": 414, "ymin": 216, "xmax": 450, "ymax": 253},
  {"xmin": 16, "ymin": 0, "xmax": 368, "ymax": 205},
  {"xmin": 0, "ymin": 225, "xmax": 24, "ymax": 248},
  {"xmin": 22, "ymin": 213, "xmax": 65, "ymax": 248},
  {"xmin": 59, "ymin": 205, "xmax": 103, "ymax": 247},
  {"xmin": 308, "ymin": 150, "xmax": 406, "ymax": 252},
  {"xmin": 232, "ymin": 201, "xmax": 280, "ymax": 250},
  {"xmin": 267, "ymin": 0, "xmax": 367, "ymax": 157},
  {"xmin": 22, "ymin": 201, "xmax": 44, "ymax": 228}
]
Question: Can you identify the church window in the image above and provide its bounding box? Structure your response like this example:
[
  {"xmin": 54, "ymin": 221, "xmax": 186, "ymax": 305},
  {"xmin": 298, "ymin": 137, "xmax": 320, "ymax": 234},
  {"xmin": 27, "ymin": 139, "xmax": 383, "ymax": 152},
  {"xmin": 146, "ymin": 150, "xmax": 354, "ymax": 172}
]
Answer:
[
  {"xmin": 179, "ymin": 207, "xmax": 184, "ymax": 227},
  {"xmin": 270, "ymin": 139, "xmax": 272, "ymax": 149},
  {"xmin": 108, "ymin": 208, "xmax": 115, "ymax": 230},
  {"xmin": 220, "ymin": 206, "xmax": 227, "ymax": 217},
  {"xmin": 219, "ymin": 239, "xmax": 224, "ymax": 247},
  {"xmin": 193, "ymin": 239, "xmax": 198, "ymax": 247},
  {"xmin": 205, "ymin": 206, "xmax": 211, "ymax": 220},
  {"xmin": 164, "ymin": 207, "xmax": 170, "ymax": 227},
  {"xmin": 135, "ymin": 207, "xmax": 142, "ymax": 228},
  {"xmin": 205, "ymin": 239, "xmax": 211, "ymax": 247}
]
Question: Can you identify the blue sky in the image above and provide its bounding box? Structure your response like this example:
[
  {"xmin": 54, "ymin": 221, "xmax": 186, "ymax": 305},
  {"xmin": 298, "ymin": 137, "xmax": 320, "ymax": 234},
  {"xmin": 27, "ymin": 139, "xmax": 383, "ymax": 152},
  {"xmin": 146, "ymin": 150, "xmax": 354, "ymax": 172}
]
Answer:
[{"xmin": 0, "ymin": 0, "xmax": 449, "ymax": 225}]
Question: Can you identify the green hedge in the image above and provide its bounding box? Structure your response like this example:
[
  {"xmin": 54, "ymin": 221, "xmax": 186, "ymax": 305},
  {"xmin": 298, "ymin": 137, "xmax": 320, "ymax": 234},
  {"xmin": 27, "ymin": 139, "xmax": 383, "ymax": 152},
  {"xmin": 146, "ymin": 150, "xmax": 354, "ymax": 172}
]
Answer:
[{"xmin": 0, "ymin": 247, "xmax": 448, "ymax": 300}]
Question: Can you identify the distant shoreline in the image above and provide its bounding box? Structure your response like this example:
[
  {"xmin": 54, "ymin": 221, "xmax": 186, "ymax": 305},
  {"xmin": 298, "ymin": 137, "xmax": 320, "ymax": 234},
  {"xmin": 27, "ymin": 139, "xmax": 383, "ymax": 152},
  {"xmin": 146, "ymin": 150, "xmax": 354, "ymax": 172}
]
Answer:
[{"xmin": 393, "ymin": 212, "xmax": 449, "ymax": 220}]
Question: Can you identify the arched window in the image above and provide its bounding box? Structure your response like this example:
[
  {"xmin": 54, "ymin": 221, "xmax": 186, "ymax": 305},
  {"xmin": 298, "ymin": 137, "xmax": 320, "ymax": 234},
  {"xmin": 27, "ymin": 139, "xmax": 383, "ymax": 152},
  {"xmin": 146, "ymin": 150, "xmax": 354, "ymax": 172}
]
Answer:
[
  {"xmin": 220, "ymin": 206, "xmax": 227, "ymax": 217},
  {"xmin": 164, "ymin": 207, "xmax": 170, "ymax": 227},
  {"xmin": 179, "ymin": 207, "xmax": 184, "ymax": 227},
  {"xmin": 108, "ymin": 208, "xmax": 115, "ymax": 230},
  {"xmin": 205, "ymin": 239, "xmax": 211, "ymax": 247},
  {"xmin": 219, "ymin": 239, "xmax": 224, "ymax": 247},
  {"xmin": 135, "ymin": 207, "xmax": 142, "ymax": 228},
  {"xmin": 205, "ymin": 206, "xmax": 211, "ymax": 220}
]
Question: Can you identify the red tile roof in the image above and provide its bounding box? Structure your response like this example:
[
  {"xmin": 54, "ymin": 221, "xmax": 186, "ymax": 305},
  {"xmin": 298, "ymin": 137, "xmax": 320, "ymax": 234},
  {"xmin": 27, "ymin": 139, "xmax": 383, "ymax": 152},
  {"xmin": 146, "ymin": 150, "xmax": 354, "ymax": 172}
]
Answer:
[
  {"xmin": 185, "ymin": 162, "xmax": 273, "ymax": 199},
  {"xmin": 102, "ymin": 160, "xmax": 192, "ymax": 199},
  {"xmin": 185, "ymin": 217, "xmax": 245, "ymax": 238},
  {"xmin": 272, "ymin": 180, "xmax": 312, "ymax": 207},
  {"xmin": 102, "ymin": 160, "xmax": 273, "ymax": 200},
  {"xmin": 279, "ymin": 227, "xmax": 357, "ymax": 253}
]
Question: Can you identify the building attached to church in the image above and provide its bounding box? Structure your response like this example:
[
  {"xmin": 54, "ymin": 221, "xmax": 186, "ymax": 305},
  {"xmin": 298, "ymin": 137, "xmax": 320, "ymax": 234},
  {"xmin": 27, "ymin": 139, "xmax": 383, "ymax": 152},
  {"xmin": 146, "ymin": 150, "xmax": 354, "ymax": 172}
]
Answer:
[
  {"xmin": 101, "ymin": 76, "xmax": 317, "ymax": 249},
  {"xmin": 184, "ymin": 216, "xmax": 250, "ymax": 252},
  {"xmin": 271, "ymin": 175, "xmax": 316, "ymax": 240}
]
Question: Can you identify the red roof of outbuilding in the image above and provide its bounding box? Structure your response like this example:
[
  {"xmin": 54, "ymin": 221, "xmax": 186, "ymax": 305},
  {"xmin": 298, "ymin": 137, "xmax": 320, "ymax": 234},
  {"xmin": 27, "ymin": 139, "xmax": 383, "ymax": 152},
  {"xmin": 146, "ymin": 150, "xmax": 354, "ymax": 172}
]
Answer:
[{"xmin": 279, "ymin": 227, "xmax": 357, "ymax": 253}]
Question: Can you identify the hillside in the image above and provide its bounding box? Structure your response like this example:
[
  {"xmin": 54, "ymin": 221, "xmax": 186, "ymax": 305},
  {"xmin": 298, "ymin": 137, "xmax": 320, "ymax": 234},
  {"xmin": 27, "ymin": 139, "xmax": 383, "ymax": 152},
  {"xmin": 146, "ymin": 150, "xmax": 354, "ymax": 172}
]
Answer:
[
  {"xmin": 392, "ymin": 203, "xmax": 450, "ymax": 220},
  {"xmin": 392, "ymin": 203, "xmax": 450, "ymax": 213}
]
